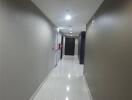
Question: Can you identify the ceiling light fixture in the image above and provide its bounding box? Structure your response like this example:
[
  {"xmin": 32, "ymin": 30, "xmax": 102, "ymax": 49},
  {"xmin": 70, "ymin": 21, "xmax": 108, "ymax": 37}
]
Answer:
[
  {"xmin": 68, "ymin": 73, "xmax": 71, "ymax": 79},
  {"xmin": 65, "ymin": 14, "xmax": 72, "ymax": 21},
  {"xmin": 70, "ymin": 32, "xmax": 73, "ymax": 34},
  {"xmin": 66, "ymin": 86, "xmax": 70, "ymax": 92},
  {"xmin": 65, "ymin": 97, "xmax": 69, "ymax": 100}
]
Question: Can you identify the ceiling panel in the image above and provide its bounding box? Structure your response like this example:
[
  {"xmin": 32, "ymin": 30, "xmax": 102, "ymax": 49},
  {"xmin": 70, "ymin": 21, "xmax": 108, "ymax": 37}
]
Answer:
[{"xmin": 31, "ymin": 0, "xmax": 103, "ymax": 34}]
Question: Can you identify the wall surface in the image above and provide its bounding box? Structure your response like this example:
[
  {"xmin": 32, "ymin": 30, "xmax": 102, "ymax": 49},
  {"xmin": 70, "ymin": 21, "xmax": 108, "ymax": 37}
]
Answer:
[
  {"xmin": 74, "ymin": 38, "xmax": 79, "ymax": 56},
  {"xmin": 84, "ymin": 0, "xmax": 132, "ymax": 100},
  {"xmin": 0, "ymin": 0, "xmax": 57, "ymax": 100},
  {"xmin": 54, "ymin": 33, "xmax": 61, "ymax": 65}
]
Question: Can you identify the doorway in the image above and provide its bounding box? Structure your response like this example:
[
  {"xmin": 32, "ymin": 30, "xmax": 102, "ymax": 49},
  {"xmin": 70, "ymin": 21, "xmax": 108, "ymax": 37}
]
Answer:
[{"xmin": 65, "ymin": 37, "xmax": 75, "ymax": 55}]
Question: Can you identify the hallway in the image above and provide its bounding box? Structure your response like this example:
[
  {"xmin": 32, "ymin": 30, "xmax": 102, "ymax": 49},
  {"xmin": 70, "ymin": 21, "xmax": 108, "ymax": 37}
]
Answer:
[
  {"xmin": 0, "ymin": 0, "xmax": 132, "ymax": 100},
  {"xmin": 33, "ymin": 56, "xmax": 91, "ymax": 100}
]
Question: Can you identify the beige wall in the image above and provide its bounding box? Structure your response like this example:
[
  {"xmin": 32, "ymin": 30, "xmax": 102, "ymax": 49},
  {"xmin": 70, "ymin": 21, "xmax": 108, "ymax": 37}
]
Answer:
[
  {"xmin": 0, "ymin": 0, "xmax": 57, "ymax": 100},
  {"xmin": 84, "ymin": 0, "xmax": 132, "ymax": 100}
]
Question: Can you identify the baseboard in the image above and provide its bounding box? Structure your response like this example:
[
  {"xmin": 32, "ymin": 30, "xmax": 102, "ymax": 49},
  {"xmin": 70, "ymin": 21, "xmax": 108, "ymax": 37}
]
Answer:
[
  {"xmin": 29, "ymin": 68, "xmax": 55, "ymax": 100},
  {"xmin": 83, "ymin": 76, "xmax": 93, "ymax": 100}
]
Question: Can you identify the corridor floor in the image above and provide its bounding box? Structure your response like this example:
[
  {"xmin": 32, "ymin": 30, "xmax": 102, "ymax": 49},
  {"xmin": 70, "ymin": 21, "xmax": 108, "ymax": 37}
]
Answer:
[{"xmin": 33, "ymin": 56, "xmax": 91, "ymax": 100}]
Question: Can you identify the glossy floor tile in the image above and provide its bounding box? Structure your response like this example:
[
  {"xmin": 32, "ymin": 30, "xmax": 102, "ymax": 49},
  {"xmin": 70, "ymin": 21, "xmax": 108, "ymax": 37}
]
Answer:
[{"xmin": 33, "ymin": 56, "xmax": 91, "ymax": 100}]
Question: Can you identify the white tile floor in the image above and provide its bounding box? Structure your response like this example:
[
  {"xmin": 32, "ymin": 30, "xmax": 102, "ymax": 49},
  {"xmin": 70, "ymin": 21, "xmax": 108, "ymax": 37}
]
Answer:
[{"xmin": 33, "ymin": 56, "xmax": 91, "ymax": 100}]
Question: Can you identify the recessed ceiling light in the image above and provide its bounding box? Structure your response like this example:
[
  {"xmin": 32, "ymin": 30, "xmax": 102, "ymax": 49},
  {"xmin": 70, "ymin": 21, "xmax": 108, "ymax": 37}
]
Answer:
[
  {"xmin": 68, "ymin": 73, "xmax": 71, "ymax": 79},
  {"xmin": 66, "ymin": 86, "xmax": 70, "ymax": 92},
  {"xmin": 65, "ymin": 97, "xmax": 69, "ymax": 100},
  {"xmin": 65, "ymin": 14, "xmax": 72, "ymax": 21},
  {"xmin": 70, "ymin": 32, "xmax": 72, "ymax": 34}
]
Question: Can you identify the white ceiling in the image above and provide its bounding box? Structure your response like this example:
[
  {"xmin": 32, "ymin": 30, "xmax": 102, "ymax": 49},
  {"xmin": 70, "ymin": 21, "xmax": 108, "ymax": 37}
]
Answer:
[{"xmin": 31, "ymin": 0, "xmax": 103, "ymax": 34}]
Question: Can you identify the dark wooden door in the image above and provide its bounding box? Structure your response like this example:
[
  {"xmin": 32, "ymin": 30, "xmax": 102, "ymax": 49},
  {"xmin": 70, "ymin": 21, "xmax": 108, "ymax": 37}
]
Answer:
[{"xmin": 65, "ymin": 37, "xmax": 75, "ymax": 55}]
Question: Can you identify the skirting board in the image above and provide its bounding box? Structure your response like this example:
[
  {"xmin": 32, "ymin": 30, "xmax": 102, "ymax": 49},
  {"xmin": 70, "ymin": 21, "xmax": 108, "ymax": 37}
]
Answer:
[
  {"xmin": 83, "ymin": 76, "xmax": 93, "ymax": 100},
  {"xmin": 29, "ymin": 68, "xmax": 55, "ymax": 100}
]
